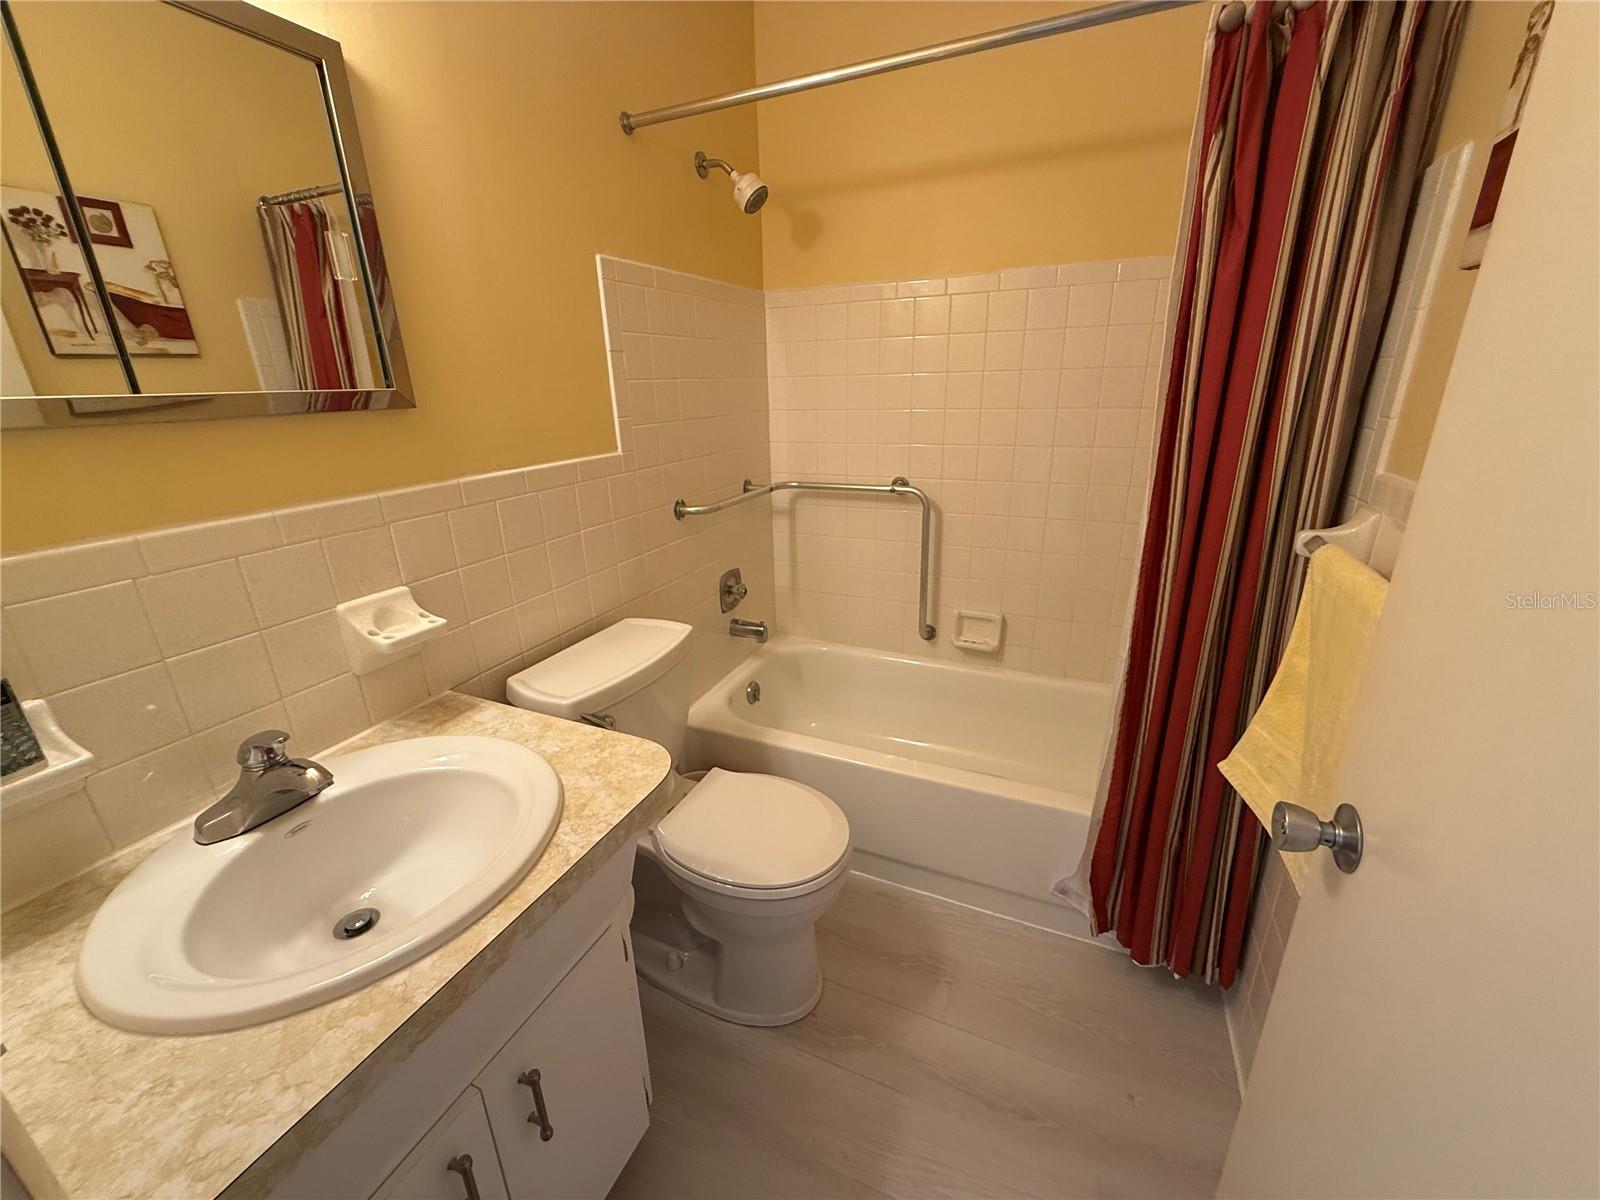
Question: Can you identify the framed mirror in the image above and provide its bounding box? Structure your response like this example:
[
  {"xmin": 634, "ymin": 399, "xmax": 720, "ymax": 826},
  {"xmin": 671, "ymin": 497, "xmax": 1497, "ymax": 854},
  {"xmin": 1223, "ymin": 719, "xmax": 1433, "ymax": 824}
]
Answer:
[{"xmin": 0, "ymin": 0, "xmax": 413, "ymax": 426}]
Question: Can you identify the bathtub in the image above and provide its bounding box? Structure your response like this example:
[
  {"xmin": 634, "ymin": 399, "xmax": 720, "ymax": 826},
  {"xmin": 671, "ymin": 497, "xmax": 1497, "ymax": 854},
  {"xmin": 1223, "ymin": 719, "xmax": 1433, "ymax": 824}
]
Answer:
[{"xmin": 686, "ymin": 637, "xmax": 1114, "ymax": 936}]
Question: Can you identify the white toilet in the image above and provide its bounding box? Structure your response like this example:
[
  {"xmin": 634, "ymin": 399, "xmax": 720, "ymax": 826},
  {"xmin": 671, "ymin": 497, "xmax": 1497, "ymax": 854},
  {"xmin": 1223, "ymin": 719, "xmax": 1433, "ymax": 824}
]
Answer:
[{"xmin": 506, "ymin": 618, "xmax": 851, "ymax": 1026}]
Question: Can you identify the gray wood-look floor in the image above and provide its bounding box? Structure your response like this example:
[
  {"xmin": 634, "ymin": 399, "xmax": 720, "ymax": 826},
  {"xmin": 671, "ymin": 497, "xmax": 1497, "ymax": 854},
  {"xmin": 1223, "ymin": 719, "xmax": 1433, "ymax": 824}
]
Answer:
[{"xmin": 611, "ymin": 875, "xmax": 1240, "ymax": 1200}]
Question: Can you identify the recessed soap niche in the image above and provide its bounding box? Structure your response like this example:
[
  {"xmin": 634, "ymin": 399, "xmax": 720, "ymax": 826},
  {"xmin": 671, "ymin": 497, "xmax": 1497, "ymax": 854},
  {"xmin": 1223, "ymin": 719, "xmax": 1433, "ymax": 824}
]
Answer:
[
  {"xmin": 337, "ymin": 586, "xmax": 448, "ymax": 675},
  {"xmin": 951, "ymin": 610, "xmax": 1005, "ymax": 653}
]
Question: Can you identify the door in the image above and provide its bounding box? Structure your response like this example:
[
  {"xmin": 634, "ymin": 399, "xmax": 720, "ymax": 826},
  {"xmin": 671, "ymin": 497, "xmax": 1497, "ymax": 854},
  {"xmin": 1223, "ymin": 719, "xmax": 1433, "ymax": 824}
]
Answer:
[
  {"xmin": 375, "ymin": 1086, "xmax": 510, "ymax": 1200},
  {"xmin": 478, "ymin": 925, "xmax": 651, "ymax": 1199},
  {"xmin": 1219, "ymin": 7, "xmax": 1599, "ymax": 1198}
]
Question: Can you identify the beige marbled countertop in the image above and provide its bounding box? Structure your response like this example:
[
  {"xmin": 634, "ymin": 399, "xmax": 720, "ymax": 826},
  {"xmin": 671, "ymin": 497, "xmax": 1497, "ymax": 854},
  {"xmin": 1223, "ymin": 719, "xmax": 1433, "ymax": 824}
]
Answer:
[{"xmin": 0, "ymin": 692, "xmax": 672, "ymax": 1200}]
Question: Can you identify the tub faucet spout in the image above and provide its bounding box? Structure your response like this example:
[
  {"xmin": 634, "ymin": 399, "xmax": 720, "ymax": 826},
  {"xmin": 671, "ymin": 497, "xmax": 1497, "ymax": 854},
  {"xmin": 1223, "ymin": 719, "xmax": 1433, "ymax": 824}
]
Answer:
[{"xmin": 729, "ymin": 618, "xmax": 768, "ymax": 643}]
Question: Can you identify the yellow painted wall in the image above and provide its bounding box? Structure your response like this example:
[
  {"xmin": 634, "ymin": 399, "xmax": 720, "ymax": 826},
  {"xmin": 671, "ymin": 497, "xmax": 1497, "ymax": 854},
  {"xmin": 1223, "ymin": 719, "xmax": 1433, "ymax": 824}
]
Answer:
[
  {"xmin": 1386, "ymin": 0, "xmax": 1535, "ymax": 480},
  {"xmin": 3, "ymin": 1, "xmax": 340, "ymax": 399},
  {"xmin": 0, "ymin": 0, "xmax": 1532, "ymax": 550},
  {"xmin": 752, "ymin": 1, "xmax": 1211, "ymax": 289},
  {"xmin": 1, "ymin": 1, "xmax": 762, "ymax": 551}
]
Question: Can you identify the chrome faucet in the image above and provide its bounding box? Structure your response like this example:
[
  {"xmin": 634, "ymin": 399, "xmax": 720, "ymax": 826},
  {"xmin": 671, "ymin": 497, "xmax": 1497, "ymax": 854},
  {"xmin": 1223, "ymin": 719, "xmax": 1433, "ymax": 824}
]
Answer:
[
  {"xmin": 193, "ymin": 730, "xmax": 334, "ymax": 845},
  {"xmin": 728, "ymin": 618, "xmax": 768, "ymax": 643}
]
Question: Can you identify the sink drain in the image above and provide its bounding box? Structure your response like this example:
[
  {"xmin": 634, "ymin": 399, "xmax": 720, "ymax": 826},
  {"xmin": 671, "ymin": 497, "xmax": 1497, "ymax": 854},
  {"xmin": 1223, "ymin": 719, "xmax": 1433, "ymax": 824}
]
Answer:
[{"xmin": 334, "ymin": 907, "xmax": 381, "ymax": 939}]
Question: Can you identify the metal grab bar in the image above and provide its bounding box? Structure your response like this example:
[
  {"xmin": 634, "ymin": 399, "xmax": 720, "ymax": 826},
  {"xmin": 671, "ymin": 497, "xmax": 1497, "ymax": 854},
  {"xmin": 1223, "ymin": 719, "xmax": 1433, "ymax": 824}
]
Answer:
[{"xmin": 673, "ymin": 477, "xmax": 937, "ymax": 641}]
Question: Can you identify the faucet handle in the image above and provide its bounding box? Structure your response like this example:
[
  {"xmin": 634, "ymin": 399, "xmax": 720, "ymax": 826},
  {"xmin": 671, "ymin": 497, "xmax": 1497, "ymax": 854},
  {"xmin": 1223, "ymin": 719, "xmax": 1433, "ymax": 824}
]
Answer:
[{"xmin": 237, "ymin": 729, "xmax": 292, "ymax": 771}]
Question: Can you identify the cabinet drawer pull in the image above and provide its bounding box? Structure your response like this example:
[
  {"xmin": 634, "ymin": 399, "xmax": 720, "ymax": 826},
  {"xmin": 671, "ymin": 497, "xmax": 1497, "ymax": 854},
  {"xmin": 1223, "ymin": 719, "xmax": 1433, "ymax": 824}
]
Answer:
[
  {"xmin": 516, "ymin": 1068, "xmax": 555, "ymax": 1141},
  {"xmin": 446, "ymin": 1154, "xmax": 482, "ymax": 1200}
]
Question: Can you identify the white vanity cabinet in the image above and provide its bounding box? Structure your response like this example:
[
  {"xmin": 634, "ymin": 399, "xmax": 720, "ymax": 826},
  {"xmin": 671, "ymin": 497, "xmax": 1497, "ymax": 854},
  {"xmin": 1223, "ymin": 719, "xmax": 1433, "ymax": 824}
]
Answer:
[
  {"xmin": 263, "ymin": 846, "xmax": 653, "ymax": 1200},
  {"xmin": 375, "ymin": 1088, "xmax": 509, "ymax": 1200},
  {"xmin": 475, "ymin": 926, "xmax": 650, "ymax": 1199}
]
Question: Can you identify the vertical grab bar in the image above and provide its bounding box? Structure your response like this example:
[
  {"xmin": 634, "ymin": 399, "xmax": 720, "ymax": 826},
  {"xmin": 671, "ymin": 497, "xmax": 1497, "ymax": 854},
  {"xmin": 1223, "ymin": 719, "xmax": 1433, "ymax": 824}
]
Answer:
[{"xmin": 672, "ymin": 477, "xmax": 937, "ymax": 641}]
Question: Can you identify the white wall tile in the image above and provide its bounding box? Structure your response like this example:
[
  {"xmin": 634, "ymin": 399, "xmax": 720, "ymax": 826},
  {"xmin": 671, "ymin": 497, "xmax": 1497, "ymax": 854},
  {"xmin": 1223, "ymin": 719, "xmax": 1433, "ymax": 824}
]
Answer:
[
  {"xmin": 261, "ymin": 611, "xmax": 347, "ymax": 696},
  {"xmin": 240, "ymin": 542, "xmax": 336, "ymax": 628},
  {"xmin": 0, "ymin": 790, "xmax": 113, "ymax": 909},
  {"xmin": 46, "ymin": 665, "xmax": 189, "ymax": 770},
  {"xmin": 136, "ymin": 561, "xmax": 259, "ymax": 657},
  {"xmin": 167, "ymin": 634, "xmax": 280, "ymax": 729},
  {"xmin": 276, "ymin": 496, "xmax": 385, "ymax": 543},
  {"xmin": 766, "ymin": 255, "xmax": 1163, "ymax": 684},
  {"xmin": 421, "ymin": 627, "xmax": 479, "ymax": 695},
  {"xmin": 460, "ymin": 558, "xmax": 514, "ymax": 620},
  {"xmin": 391, "ymin": 514, "xmax": 458, "ymax": 583},
  {"xmin": 497, "ymin": 493, "xmax": 546, "ymax": 551},
  {"xmin": 137, "ymin": 514, "xmax": 281, "ymax": 574},
  {"xmin": 470, "ymin": 609, "xmax": 521, "ymax": 674},
  {"xmin": 324, "ymin": 527, "xmax": 402, "ymax": 602},
  {"xmin": 360, "ymin": 656, "xmax": 429, "ymax": 723},
  {"xmin": 379, "ymin": 480, "xmax": 464, "ymax": 523},
  {"xmin": 459, "ymin": 469, "xmax": 525, "ymax": 505},
  {"xmin": 1067, "ymin": 283, "xmax": 1114, "ymax": 327},
  {"xmin": 283, "ymin": 674, "xmax": 370, "ymax": 756},
  {"xmin": 7, "ymin": 582, "xmax": 161, "ymax": 694},
  {"xmin": 2, "ymin": 538, "xmax": 148, "ymax": 604},
  {"xmin": 86, "ymin": 739, "xmax": 210, "ymax": 847}
]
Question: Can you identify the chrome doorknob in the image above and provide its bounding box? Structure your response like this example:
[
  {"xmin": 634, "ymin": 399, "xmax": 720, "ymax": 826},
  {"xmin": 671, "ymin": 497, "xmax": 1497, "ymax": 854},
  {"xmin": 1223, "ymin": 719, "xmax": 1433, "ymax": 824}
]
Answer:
[{"xmin": 1271, "ymin": 801, "xmax": 1363, "ymax": 874}]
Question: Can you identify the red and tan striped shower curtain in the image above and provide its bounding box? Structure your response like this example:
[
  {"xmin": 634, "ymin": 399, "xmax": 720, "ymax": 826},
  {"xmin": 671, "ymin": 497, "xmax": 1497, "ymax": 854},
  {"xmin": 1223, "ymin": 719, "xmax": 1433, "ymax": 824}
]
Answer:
[
  {"xmin": 1086, "ymin": 0, "xmax": 1463, "ymax": 985},
  {"xmin": 261, "ymin": 198, "xmax": 372, "ymax": 408}
]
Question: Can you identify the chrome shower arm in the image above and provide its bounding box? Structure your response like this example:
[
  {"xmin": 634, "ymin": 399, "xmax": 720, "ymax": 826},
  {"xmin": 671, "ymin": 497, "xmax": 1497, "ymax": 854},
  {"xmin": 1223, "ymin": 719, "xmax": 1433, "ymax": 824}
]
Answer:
[
  {"xmin": 673, "ymin": 477, "xmax": 937, "ymax": 642},
  {"xmin": 693, "ymin": 151, "xmax": 733, "ymax": 178}
]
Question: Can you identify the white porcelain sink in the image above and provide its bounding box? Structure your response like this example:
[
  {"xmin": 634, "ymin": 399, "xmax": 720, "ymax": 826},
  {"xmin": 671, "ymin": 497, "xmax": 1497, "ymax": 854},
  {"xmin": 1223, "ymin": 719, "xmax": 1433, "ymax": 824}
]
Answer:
[{"xmin": 77, "ymin": 736, "xmax": 562, "ymax": 1034}]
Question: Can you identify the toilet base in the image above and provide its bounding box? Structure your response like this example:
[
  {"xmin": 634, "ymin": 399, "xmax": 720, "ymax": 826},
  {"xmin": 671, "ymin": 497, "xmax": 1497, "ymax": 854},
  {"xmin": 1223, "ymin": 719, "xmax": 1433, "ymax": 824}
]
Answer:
[
  {"xmin": 630, "ymin": 915, "xmax": 824, "ymax": 1027},
  {"xmin": 628, "ymin": 838, "xmax": 845, "ymax": 1027}
]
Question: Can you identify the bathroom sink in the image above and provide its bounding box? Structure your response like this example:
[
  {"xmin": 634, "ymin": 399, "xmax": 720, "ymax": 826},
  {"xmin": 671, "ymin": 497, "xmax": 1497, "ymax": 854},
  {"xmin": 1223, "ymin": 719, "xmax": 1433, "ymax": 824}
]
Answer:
[{"xmin": 76, "ymin": 736, "xmax": 562, "ymax": 1034}]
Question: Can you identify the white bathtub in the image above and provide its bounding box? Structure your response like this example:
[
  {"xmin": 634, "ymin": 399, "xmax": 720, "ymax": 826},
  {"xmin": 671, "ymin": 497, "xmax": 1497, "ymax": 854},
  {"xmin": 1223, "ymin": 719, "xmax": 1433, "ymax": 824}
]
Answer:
[{"xmin": 686, "ymin": 637, "xmax": 1114, "ymax": 935}]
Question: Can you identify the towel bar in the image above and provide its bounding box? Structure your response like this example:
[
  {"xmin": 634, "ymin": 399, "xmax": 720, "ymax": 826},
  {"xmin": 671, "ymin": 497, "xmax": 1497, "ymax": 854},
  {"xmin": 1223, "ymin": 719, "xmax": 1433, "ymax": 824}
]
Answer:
[{"xmin": 1294, "ymin": 510, "xmax": 1382, "ymax": 565}]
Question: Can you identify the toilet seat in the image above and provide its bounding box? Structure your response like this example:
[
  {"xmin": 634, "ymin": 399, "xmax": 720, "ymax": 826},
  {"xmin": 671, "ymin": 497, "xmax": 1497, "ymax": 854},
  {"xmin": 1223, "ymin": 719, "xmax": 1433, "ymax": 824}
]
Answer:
[{"xmin": 653, "ymin": 768, "xmax": 850, "ymax": 897}]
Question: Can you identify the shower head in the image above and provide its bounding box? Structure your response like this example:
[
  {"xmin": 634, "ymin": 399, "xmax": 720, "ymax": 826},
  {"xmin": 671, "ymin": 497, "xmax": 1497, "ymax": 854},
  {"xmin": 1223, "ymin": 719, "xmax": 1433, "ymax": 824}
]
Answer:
[{"xmin": 694, "ymin": 150, "xmax": 768, "ymax": 214}]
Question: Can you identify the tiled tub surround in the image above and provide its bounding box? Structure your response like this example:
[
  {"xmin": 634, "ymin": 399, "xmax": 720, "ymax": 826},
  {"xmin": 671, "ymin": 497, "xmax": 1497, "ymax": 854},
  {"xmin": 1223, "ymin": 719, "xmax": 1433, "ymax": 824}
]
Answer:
[
  {"xmin": 0, "ymin": 255, "xmax": 773, "ymax": 909},
  {"xmin": 765, "ymin": 258, "xmax": 1170, "ymax": 682}
]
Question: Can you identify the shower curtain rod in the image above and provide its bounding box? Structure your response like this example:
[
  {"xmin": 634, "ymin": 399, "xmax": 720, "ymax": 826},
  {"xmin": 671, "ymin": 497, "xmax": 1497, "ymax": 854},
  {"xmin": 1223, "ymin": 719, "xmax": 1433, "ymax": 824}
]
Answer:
[
  {"xmin": 619, "ymin": 0, "xmax": 1197, "ymax": 134},
  {"xmin": 257, "ymin": 183, "xmax": 347, "ymax": 206}
]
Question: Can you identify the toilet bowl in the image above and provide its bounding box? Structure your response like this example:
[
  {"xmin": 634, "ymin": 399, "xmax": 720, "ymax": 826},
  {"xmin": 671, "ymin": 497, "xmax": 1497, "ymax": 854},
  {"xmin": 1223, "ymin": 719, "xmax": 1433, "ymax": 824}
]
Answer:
[{"xmin": 505, "ymin": 619, "xmax": 851, "ymax": 1025}]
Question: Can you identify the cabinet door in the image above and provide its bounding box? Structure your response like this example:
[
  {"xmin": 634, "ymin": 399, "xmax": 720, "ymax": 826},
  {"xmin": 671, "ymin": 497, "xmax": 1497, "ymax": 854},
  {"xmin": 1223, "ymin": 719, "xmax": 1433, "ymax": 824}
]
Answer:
[
  {"xmin": 375, "ymin": 1086, "xmax": 510, "ymax": 1200},
  {"xmin": 478, "ymin": 926, "xmax": 650, "ymax": 1199}
]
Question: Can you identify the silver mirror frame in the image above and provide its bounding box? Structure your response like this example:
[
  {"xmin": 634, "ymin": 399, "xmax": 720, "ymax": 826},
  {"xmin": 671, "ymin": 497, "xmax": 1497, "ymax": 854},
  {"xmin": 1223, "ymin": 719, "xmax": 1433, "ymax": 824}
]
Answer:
[{"xmin": 0, "ymin": 0, "xmax": 415, "ymax": 427}]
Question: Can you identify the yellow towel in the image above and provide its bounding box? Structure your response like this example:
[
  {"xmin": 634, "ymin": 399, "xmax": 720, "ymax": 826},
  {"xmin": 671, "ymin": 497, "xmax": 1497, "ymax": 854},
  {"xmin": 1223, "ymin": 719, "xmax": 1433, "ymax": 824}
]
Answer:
[{"xmin": 1219, "ymin": 544, "xmax": 1388, "ymax": 893}]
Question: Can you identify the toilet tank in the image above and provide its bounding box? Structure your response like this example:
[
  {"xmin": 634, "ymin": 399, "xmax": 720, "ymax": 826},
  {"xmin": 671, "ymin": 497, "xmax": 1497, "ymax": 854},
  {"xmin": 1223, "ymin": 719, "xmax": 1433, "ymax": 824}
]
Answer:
[{"xmin": 506, "ymin": 619, "xmax": 694, "ymax": 764}]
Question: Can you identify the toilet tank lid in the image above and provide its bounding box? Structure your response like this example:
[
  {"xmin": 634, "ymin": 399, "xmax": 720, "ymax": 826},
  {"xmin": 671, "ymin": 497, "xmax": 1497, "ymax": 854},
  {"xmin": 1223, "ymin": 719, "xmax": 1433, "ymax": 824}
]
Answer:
[{"xmin": 506, "ymin": 618, "xmax": 693, "ymax": 718}]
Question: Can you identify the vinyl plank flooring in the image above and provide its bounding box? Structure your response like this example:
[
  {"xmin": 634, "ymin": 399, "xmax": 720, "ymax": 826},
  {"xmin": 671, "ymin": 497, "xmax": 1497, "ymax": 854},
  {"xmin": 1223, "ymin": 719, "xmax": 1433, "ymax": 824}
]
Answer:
[
  {"xmin": 818, "ymin": 879, "xmax": 1238, "ymax": 1103},
  {"xmin": 612, "ymin": 875, "xmax": 1239, "ymax": 1200},
  {"xmin": 622, "ymin": 983, "xmax": 1039, "ymax": 1199},
  {"xmin": 775, "ymin": 980, "xmax": 1232, "ymax": 1198}
]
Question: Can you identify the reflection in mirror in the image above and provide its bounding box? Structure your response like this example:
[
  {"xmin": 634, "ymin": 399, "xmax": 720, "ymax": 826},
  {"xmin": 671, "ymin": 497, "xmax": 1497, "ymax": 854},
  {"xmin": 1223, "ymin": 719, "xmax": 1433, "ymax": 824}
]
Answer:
[
  {"xmin": 3, "ymin": 0, "xmax": 395, "ymax": 416},
  {"xmin": 1, "ymin": 22, "xmax": 131, "ymax": 408}
]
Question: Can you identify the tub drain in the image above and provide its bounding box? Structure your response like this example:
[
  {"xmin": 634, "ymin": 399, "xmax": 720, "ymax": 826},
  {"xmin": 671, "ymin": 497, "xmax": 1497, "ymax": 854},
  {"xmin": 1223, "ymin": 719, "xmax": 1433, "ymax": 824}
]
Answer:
[{"xmin": 334, "ymin": 907, "xmax": 381, "ymax": 939}]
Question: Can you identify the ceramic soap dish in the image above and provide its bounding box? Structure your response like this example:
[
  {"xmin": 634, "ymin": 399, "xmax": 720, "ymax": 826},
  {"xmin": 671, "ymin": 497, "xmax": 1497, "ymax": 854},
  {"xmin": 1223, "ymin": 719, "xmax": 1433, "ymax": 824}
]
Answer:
[
  {"xmin": 0, "ymin": 699, "xmax": 97, "ymax": 815},
  {"xmin": 950, "ymin": 609, "xmax": 1005, "ymax": 653},
  {"xmin": 337, "ymin": 586, "xmax": 448, "ymax": 675}
]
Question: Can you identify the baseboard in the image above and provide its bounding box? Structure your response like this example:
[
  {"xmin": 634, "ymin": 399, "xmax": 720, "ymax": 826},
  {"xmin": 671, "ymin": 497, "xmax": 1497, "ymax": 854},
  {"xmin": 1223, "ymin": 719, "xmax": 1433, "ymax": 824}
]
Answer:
[{"xmin": 1223, "ymin": 990, "xmax": 1251, "ymax": 1096}]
